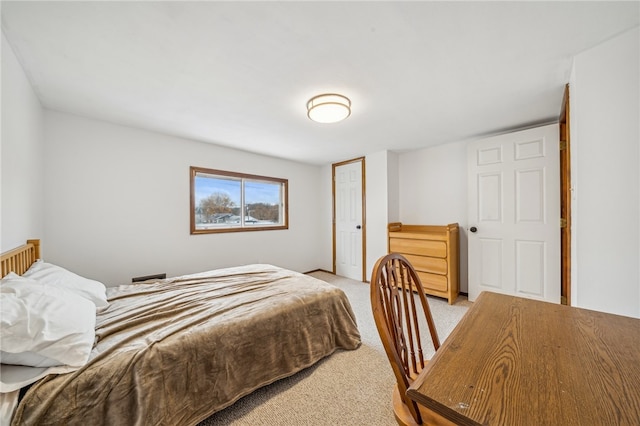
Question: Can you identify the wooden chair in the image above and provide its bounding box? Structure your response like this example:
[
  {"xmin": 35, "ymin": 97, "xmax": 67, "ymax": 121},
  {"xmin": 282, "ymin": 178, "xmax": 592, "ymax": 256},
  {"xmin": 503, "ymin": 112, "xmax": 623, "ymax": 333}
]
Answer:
[{"xmin": 370, "ymin": 253, "xmax": 442, "ymax": 426}]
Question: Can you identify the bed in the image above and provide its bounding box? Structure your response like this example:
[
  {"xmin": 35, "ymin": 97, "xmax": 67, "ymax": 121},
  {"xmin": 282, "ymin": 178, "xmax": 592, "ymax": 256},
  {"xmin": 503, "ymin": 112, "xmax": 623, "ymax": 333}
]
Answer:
[{"xmin": 0, "ymin": 240, "xmax": 361, "ymax": 425}]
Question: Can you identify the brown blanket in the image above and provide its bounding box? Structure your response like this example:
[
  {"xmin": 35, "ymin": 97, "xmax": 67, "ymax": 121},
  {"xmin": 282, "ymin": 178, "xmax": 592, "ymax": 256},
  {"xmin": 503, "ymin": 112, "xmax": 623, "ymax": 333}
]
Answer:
[{"xmin": 12, "ymin": 265, "xmax": 361, "ymax": 425}]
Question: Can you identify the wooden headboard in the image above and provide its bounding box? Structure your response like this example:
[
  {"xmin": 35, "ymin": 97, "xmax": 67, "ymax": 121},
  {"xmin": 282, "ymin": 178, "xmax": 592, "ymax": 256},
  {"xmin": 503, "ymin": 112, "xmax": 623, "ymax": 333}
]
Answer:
[{"xmin": 0, "ymin": 239, "xmax": 41, "ymax": 278}]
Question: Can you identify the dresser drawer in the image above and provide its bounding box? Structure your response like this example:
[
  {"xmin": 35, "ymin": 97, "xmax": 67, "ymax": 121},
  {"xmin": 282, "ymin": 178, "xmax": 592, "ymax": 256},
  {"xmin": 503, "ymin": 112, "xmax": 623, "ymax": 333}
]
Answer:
[
  {"xmin": 417, "ymin": 271, "xmax": 448, "ymax": 292},
  {"xmin": 403, "ymin": 254, "xmax": 447, "ymax": 275},
  {"xmin": 389, "ymin": 238, "xmax": 447, "ymax": 258}
]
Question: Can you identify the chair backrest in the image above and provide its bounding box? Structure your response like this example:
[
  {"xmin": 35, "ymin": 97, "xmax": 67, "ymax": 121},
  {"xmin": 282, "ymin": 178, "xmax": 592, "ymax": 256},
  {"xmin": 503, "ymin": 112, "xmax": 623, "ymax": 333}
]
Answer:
[{"xmin": 371, "ymin": 253, "xmax": 441, "ymax": 424}]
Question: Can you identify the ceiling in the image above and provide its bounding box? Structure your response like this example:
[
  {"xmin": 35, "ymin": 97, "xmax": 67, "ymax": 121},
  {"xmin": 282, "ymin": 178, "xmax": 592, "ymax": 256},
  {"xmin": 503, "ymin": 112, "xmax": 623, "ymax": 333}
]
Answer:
[{"xmin": 2, "ymin": 1, "xmax": 638, "ymax": 166}]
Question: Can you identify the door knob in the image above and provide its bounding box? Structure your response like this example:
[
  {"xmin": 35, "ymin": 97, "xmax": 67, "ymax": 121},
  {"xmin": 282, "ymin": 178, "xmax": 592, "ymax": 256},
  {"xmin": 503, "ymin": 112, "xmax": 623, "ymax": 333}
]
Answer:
[
  {"xmin": 356, "ymin": 225, "xmax": 362, "ymax": 229},
  {"xmin": 470, "ymin": 226, "xmax": 477, "ymax": 233}
]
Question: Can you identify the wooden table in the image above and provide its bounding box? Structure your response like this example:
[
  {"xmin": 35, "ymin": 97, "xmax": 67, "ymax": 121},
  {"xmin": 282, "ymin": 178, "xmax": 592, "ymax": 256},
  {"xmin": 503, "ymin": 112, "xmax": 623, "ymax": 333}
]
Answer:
[{"xmin": 407, "ymin": 291, "xmax": 640, "ymax": 425}]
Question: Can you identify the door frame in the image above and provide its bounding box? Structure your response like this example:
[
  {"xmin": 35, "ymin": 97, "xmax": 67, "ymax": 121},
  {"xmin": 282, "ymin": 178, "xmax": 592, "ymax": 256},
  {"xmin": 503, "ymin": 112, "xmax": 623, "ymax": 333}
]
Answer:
[
  {"xmin": 332, "ymin": 157, "xmax": 366, "ymax": 282},
  {"xmin": 560, "ymin": 84, "xmax": 572, "ymax": 305}
]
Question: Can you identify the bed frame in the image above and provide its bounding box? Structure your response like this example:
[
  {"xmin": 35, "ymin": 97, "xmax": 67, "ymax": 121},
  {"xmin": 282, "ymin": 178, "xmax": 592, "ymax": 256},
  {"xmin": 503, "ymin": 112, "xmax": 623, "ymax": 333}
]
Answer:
[{"xmin": 0, "ymin": 239, "xmax": 40, "ymax": 278}]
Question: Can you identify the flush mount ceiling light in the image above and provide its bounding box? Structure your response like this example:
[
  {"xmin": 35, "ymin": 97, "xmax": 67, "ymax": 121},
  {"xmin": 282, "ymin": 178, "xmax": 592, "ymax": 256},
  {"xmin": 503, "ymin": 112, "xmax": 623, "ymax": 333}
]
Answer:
[{"xmin": 306, "ymin": 93, "xmax": 351, "ymax": 124}]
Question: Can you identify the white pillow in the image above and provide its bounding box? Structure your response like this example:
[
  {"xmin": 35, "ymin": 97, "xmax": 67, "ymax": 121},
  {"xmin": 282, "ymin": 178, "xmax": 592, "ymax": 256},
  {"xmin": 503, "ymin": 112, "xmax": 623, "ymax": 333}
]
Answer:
[
  {"xmin": 0, "ymin": 273, "xmax": 96, "ymax": 368},
  {"xmin": 0, "ymin": 350, "xmax": 60, "ymax": 368},
  {"xmin": 23, "ymin": 260, "xmax": 109, "ymax": 308}
]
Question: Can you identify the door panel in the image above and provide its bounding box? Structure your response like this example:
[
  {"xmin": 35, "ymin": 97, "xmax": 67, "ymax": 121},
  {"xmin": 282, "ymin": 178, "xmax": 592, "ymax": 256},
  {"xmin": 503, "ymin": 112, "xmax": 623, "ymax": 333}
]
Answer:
[
  {"xmin": 478, "ymin": 172, "xmax": 502, "ymax": 222},
  {"xmin": 516, "ymin": 168, "xmax": 545, "ymax": 222},
  {"xmin": 468, "ymin": 124, "xmax": 560, "ymax": 303},
  {"xmin": 516, "ymin": 240, "xmax": 545, "ymax": 296},
  {"xmin": 479, "ymin": 238, "xmax": 503, "ymax": 290}
]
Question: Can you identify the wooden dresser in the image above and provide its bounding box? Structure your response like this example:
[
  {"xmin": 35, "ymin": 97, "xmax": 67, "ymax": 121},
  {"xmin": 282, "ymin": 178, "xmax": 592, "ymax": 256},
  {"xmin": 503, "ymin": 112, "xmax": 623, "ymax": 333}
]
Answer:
[{"xmin": 388, "ymin": 222, "xmax": 459, "ymax": 304}]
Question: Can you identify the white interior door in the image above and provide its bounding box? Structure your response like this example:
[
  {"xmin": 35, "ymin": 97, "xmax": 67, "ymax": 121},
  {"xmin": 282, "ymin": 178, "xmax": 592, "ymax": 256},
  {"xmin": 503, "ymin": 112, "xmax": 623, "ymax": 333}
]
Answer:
[
  {"xmin": 468, "ymin": 124, "xmax": 560, "ymax": 303},
  {"xmin": 334, "ymin": 159, "xmax": 364, "ymax": 281}
]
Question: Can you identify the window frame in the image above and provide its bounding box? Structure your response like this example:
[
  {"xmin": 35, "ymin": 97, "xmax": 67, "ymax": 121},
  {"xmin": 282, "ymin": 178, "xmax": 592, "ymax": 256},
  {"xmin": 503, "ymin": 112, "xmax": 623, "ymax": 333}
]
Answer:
[{"xmin": 190, "ymin": 166, "xmax": 289, "ymax": 234}]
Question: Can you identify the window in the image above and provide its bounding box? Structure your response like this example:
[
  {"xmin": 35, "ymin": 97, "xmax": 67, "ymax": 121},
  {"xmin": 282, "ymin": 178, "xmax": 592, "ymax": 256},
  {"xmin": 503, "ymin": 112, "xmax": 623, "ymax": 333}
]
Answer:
[{"xmin": 190, "ymin": 166, "xmax": 288, "ymax": 234}]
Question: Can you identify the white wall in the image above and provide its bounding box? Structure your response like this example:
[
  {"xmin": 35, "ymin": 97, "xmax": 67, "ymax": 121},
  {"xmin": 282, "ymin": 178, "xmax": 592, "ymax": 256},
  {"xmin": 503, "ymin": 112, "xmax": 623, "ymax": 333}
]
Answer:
[
  {"xmin": 1, "ymin": 31, "xmax": 44, "ymax": 251},
  {"xmin": 319, "ymin": 163, "xmax": 334, "ymax": 272},
  {"xmin": 387, "ymin": 151, "xmax": 399, "ymax": 223},
  {"xmin": 570, "ymin": 27, "xmax": 640, "ymax": 317},
  {"xmin": 43, "ymin": 111, "xmax": 325, "ymax": 286},
  {"xmin": 398, "ymin": 141, "xmax": 469, "ymax": 293},
  {"xmin": 365, "ymin": 151, "xmax": 391, "ymax": 282}
]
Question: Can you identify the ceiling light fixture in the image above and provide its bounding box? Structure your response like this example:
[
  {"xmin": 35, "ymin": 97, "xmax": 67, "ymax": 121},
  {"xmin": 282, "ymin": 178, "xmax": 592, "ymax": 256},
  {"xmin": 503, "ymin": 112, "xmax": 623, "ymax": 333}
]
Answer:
[{"xmin": 306, "ymin": 93, "xmax": 351, "ymax": 124}]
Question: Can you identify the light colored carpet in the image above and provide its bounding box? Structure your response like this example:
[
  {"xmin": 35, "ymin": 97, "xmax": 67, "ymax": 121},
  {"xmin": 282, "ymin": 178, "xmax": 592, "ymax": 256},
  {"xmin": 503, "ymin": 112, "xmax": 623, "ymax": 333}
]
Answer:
[{"xmin": 198, "ymin": 271, "xmax": 471, "ymax": 426}]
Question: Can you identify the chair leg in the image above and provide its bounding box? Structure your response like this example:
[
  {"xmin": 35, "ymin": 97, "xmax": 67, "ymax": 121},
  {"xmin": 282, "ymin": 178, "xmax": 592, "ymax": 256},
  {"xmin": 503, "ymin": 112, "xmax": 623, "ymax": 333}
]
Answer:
[
  {"xmin": 392, "ymin": 383, "xmax": 421, "ymax": 426},
  {"xmin": 392, "ymin": 383, "xmax": 460, "ymax": 426}
]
